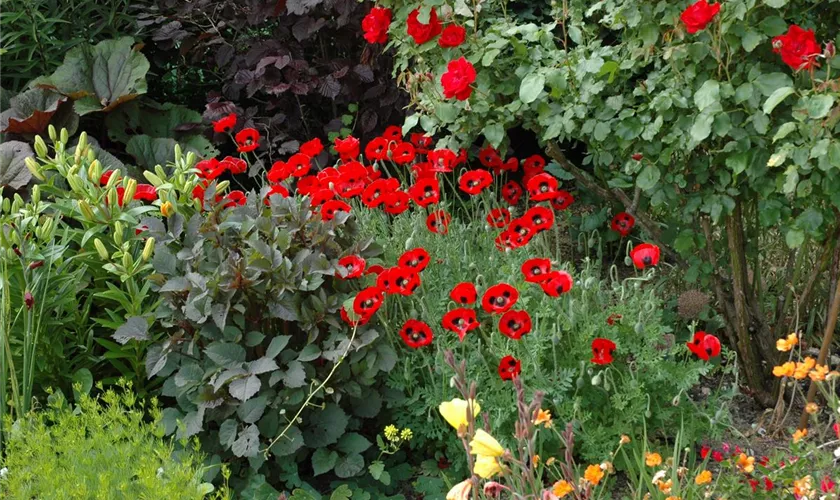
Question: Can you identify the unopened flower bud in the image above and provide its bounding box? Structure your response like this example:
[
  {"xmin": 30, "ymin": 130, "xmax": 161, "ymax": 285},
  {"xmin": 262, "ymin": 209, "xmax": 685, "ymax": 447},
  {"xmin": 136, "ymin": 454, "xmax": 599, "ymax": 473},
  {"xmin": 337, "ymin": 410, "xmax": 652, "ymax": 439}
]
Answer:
[
  {"xmin": 12, "ymin": 194, "xmax": 23, "ymax": 213},
  {"xmin": 825, "ymin": 41, "xmax": 836, "ymax": 59},
  {"xmin": 105, "ymin": 170, "xmax": 120, "ymax": 190},
  {"xmin": 34, "ymin": 135, "xmax": 48, "ymax": 158},
  {"xmin": 122, "ymin": 178, "xmax": 137, "ymax": 204},
  {"xmin": 25, "ymin": 157, "xmax": 45, "ymax": 181},
  {"xmin": 113, "ymin": 222, "xmax": 124, "ymax": 246},
  {"xmin": 107, "ymin": 188, "xmax": 119, "ymax": 208},
  {"xmin": 78, "ymin": 200, "xmax": 95, "ymax": 221},
  {"xmin": 216, "ymin": 180, "xmax": 230, "ymax": 192},
  {"xmin": 160, "ymin": 201, "xmax": 174, "ymax": 217},
  {"xmin": 88, "ymin": 160, "xmax": 102, "ymax": 184},
  {"xmin": 174, "ymin": 144, "xmax": 182, "ymax": 165},
  {"xmin": 142, "ymin": 237, "xmax": 155, "ymax": 262},
  {"xmin": 78, "ymin": 132, "xmax": 88, "ymax": 152},
  {"xmin": 143, "ymin": 171, "xmax": 164, "ymax": 187},
  {"xmin": 31, "ymin": 185, "xmax": 40, "ymax": 205},
  {"xmin": 122, "ymin": 251, "xmax": 133, "ymax": 270},
  {"xmin": 24, "ymin": 291, "xmax": 34, "ymax": 310},
  {"xmin": 2, "ymin": 197, "xmax": 10, "ymax": 213},
  {"xmin": 60, "ymin": 127, "xmax": 69, "ymax": 144},
  {"xmin": 29, "ymin": 260, "xmax": 44, "ymax": 270},
  {"xmin": 154, "ymin": 164, "xmax": 167, "ymax": 180},
  {"xmin": 185, "ymin": 151, "xmax": 196, "ymax": 168},
  {"xmin": 48, "ymin": 124, "xmax": 57, "ymax": 141},
  {"xmin": 94, "ymin": 238, "xmax": 109, "ymax": 260}
]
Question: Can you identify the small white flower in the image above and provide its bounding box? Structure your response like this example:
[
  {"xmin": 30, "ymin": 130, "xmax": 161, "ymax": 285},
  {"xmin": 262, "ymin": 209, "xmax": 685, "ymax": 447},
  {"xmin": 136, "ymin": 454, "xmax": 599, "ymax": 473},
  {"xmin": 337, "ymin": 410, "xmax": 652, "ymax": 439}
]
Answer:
[
  {"xmin": 834, "ymin": 446, "xmax": 840, "ymax": 459},
  {"xmin": 651, "ymin": 470, "xmax": 667, "ymax": 484},
  {"xmin": 157, "ymin": 467, "xmax": 164, "ymax": 478},
  {"xmin": 0, "ymin": 467, "xmax": 8, "ymax": 478}
]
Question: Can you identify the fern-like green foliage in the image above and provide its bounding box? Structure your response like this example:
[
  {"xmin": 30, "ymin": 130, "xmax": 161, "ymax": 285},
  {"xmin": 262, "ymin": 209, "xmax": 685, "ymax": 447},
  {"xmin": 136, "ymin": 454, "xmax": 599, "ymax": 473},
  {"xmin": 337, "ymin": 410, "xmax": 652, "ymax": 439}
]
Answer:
[{"xmin": 0, "ymin": 382, "xmax": 226, "ymax": 500}]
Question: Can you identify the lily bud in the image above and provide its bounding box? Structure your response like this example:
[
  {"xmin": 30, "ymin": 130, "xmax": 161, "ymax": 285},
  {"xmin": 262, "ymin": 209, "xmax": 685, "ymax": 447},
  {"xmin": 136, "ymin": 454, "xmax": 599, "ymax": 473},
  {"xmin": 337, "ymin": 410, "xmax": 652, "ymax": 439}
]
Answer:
[
  {"xmin": 154, "ymin": 164, "xmax": 167, "ymax": 180},
  {"xmin": 143, "ymin": 171, "xmax": 164, "ymax": 187},
  {"xmin": 88, "ymin": 160, "xmax": 102, "ymax": 184},
  {"xmin": 105, "ymin": 170, "xmax": 120, "ymax": 190},
  {"xmin": 113, "ymin": 221, "xmax": 124, "ymax": 246},
  {"xmin": 78, "ymin": 131, "xmax": 88, "ymax": 152},
  {"xmin": 78, "ymin": 200, "xmax": 95, "ymax": 221},
  {"xmin": 107, "ymin": 188, "xmax": 119, "ymax": 208},
  {"xmin": 31, "ymin": 185, "xmax": 40, "ymax": 205},
  {"xmin": 25, "ymin": 157, "xmax": 45, "ymax": 181},
  {"xmin": 216, "ymin": 180, "xmax": 230, "ymax": 192},
  {"xmin": 160, "ymin": 201, "xmax": 174, "ymax": 217},
  {"xmin": 48, "ymin": 124, "xmax": 57, "ymax": 141},
  {"xmin": 122, "ymin": 251, "xmax": 133, "ymax": 270},
  {"xmin": 94, "ymin": 238, "xmax": 109, "ymax": 260},
  {"xmin": 185, "ymin": 151, "xmax": 196, "ymax": 168},
  {"xmin": 142, "ymin": 237, "xmax": 155, "ymax": 262},
  {"xmin": 60, "ymin": 127, "xmax": 69, "ymax": 144},
  {"xmin": 12, "ymin": 194, "xmax": 23, "ymax": 213},
  {"xmin": 174, "ymin": 144, "xmax": 182, "ymax": 165},
  {"xmin": 122, "ymin": 178, "xmax": 137, "ymax": 204},
  {"xmin": 34, "ymin": 135, "xmax": 48, "ymax": 158},
  {"xmin": 2, "ymin": 197, "xmax": 10, "ymax": 213}
]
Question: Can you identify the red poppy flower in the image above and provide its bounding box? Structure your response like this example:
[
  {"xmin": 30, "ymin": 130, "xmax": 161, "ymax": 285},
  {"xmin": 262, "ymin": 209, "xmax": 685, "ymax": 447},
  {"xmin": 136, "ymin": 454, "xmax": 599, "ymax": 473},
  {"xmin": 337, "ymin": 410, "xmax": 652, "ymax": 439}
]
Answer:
[
  {"xmin": 406, "ymin": 7, "xmax": 442, "ymax": 44},
  {"xmin": 486, "ymin": 208, "xmax": 511, "ymax": 228},
  {"xmin": 408, "ymin": 177, "xmax": 440, "ymax": 207},
  {"xmin": 499, "ymin": 310, "xmax": 531, "ymax": 340},
  {"xmin": 196, "ymin": 158, "xmax": 226, "ymax": 180},
  {"xmin": 287, "ymin": 153, "xmax": 311, "ymax": 177},
  {"xmin": 362, "ymin": 6, "xmax": 392, "ymax": 44},
  {"xmin": 591, "ymin": 338, "xmax": 616, "ymax": 365},
  {"xmin": 380, "ymin": 125, "xmax": 401, "ymax": 141},
  {"xmin": 225, "ymin": 156, "xmax": 249, "ymax": 175},
  {"xmin": 264, "ymin": 184, "xmax": 289, "ymax": 205},
  {"xmin": 383, "ymin": 190, "xmax": 411, "ymax": 215},
  {"xmin": 606, "ymin": 313, "xmax": 622, "ymax": 326},
  {"xmin": 321, "ymin": 200, "xmax": 351, "ymax": 221},
  {"xmin": 366, "ymin": 264, "xmax": 385, "ymax": 276},
  {"xmin": 300, "ymin": 138, "xmax": 323, "ymax": 158},
  {"xmin": 441, "ymin": 308, "xmax": 480, "ymax": 341},
  {"xmin": 338, "ymin": 255, "xmax": 366, "ymax": 279},
  {"xmin": 680, "ymin": 0, "xmax": 721, "ymax": 34},
  {"xmin": 700, "ymin": 445, "xmax": 711, "ymax": 459},
  {"xmin": 427, "ymin": 148, "xmax": 457, "ymax": 172},
  {"xmin": 526, "ymin": 173, "xmax": 559, "ymax": 202},
  {"xmin": 353, "ymin": 286, "xmax": 384, "ymax": 317},
  {"xmin": 773, "ymin": 25, "xmax": 821, "ymax": 71},
  {"xmin": 712, "ymin": 451, "xmax": 724, "ymax": 462},
  {"xmin": 438, "ymin": 24, "xmax": 466, "ymax": 48},
  {"xmin": 481, "ymin": 283, "xmax": 519, "ymax": 314},
  {"xmin": 630, "ymin": 243, "xmax": 661, "ymax": 269},
  {"xmin": 426, "ymin": 210, "xmax": 451, "ymax": 234},
  {"xmin": 550, "ymin": 190, "xmax": 574, "ymax": 210},
  {"xmin": 334, "ymin": 136, "xmax": 360, "ymax": 161},
  {"xmin": 235, "ymin": 128, "xmax": 260, "ymax": 153},
  {"xmin": 335, "ymin": 161, "xmax": 368, "ymax": 198},
  {"xmin": 267, "ymin": 161, "xmax": 291, "ymax": 183},
  {"xmin": 507, "ymin": 218, "xmax": 536, "ymax": 248},
  {"xmin": 522, "ymin": 155, "xmax": 546, "ymax": 173},
  {"xmin": 133, "ymin": 184, "xmax": 158, "ymax": 202},
  {"xmin": 212, "ymin": 113, "xmax": 237, "ymax": 133},
  {"xmin": 521, "ymin": 258, "xmax": 551, "ymax": 283},
  {"xmin": 410, "ymin": 133, "xmax": 433, "ymax": 150},
  {"xmin": 440, "ymin": 57, "xmax": 476, "ymax": 101},
  {"xmin": 361, "ymin": 178, "xmax": 398, "ymax": 208},
  {"xmin": 375, "ymin": 266, "xmax": 398, "ymax": 294},
  {"xmin": 365, "ymin": 137, "xmax": 390, "ymax": 161},
  {"xmin": 610, "ymin": 212, "xmax": 635, "ymax": 237},
  {"xmin": 478, "ymin": 146, "xmax": 502, "ymax": 169},
  {"xmin": 341, "ymin": 305, "xmax": 370, "ymax": 327},
  {"xmin": 498, "ymin": 355, "xmax": 521, "ymax": 381},
  {"xmin": 400, "ymin": 319, "xmax": 433, "ymax": 348},
  {"xmin": 218, "ymin": 190, "xmax": 247, "ymax": 208},
  {"xmin": 524, "ymin": 206, "xmax": 554, "ymax": 232},
  {"xmin": 390, "ymin": 142, "xmax": 416, "ymax": 164},
  {"xmin": 192, "ymin": 182, "xmax": 208, "ymax": 208},
  {"xmin": 309, "ymin": 188, "xmax": 334, "ymax": 206},
  {"xmin": 459, "ymin": 169, "xmax": 493, "ymax": 195},
  {"xmin": 686, "ymin": 331, "xmax": 721, "ymax": 361},
  {"xmin": 496, "ymin": 157, "xmax": 519, "ymax": 175},
  {"xmin": 398, "ymin": 248, "xmax": 431, "ymax": 272},
  {"xmin": 764, "ymin": 477, "xmax": 774, "ymax": 492},
  {"xmin": 501, "ymin": 180, "xmax": 523, "ymax": 205},
  {"xmin": 449, "ymin": 282, "xmax": 477, "ymax": 305},
  {"xmin": 391, "ymin": 266, "xmax": 421, "ymax": 296},
  {"xmin": 539, "ymin": 271, "xmax": 573, "ymax": 297}
]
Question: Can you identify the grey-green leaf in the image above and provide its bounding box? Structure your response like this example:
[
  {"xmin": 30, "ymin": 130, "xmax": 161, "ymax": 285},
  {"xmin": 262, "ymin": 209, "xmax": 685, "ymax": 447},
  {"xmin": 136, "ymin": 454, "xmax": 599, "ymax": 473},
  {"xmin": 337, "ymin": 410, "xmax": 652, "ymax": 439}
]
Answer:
[{"xmin": 519, "ymin": 73, "xmax": 545, "ymax": 104}]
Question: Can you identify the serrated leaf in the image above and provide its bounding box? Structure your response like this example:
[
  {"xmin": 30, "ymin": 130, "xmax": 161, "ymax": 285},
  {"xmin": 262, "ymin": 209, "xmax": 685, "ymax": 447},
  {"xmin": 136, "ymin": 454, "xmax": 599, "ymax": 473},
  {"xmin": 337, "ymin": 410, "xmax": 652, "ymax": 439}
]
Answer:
[
  {"xmin": 303, "ymin": 404, "xmax": 348, "ymax": 447},
  {"xmin": 237, "ymin": 395, "xmax": 268, "ymax": 423},
  {"xmin": 694, "ymin": 80, "xmax": 720, "ymax": 112},
  {"xmin": 330, "ymin": 485, "xmax": 353, "ymax": 500},
  {"xmin": 249, "ymin": 357, "xmax": 280, "ymax": 375},
  {"xmin": 368, "ymin": 460, "xmax": 385, "ymax": 480},
  {"xmin": 229, "ymin": 374, "xmax": 261, "ymax": 401},
  {"xmin": 266, "ymin": 335, "xmax": 291, "ymax": 358},
  {"xmin": 805, "ymin": 94, "xmax": 834, "ymax": 119},
  {"xmin": 219, "ymin": 419, "xmax": 238, "ymax": 449},
  {"xmin": 232, "ymin": 424, "xmax": 260, "ymax": 457},
  {"xmin": 205, "ymin": 342, "xmax": 246, "ymax": 369},
  {"xmin": 312, "ymin": 448, "xmax": 339, "ymax": 476},
  {"xmin": 112, "ymin": 316, "xmax": 150, "ymax": 344},
  {"xmin": 282, "ymin": 360, "xmax": 307, "ymax": 388}
]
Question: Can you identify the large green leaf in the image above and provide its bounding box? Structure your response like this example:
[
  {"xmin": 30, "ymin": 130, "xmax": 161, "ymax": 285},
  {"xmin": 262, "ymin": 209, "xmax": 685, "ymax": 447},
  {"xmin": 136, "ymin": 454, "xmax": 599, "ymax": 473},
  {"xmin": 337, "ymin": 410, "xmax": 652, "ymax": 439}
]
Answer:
[
  {"xmin": 126, "ymin": 134, "xmax": 217, "ymax": 170},
  {"xmin": 0, "ymin": 141, "xmax": 33, "ymax": 189},
  {"xmin": 46, "ymin": 37, "xmax": 150, "ymax": 115},
  {"xmin": 0, "ymin": 87, "xmax": 67, "ymax": 135},
  {"xmin": 105, "ymin": 100, "xmax": 203, "ymax": 144}
]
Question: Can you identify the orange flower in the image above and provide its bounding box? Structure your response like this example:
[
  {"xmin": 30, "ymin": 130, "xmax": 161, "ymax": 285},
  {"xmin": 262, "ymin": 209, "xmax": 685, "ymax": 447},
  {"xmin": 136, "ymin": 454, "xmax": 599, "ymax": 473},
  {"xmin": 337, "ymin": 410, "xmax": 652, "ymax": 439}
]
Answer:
[
  {"xmin": 736, "ymin": 453, "xmax": 755, "ymax": 474},
  {"xmin": 665, "ymin": 497, "xmax": 681, "ymax": 500},
  {"xmin": 657, "ymin": 479, "xmax": 673, "ymax": 494},
  {"xmin": 645, "ymin": 452, "xmax": 662, "ymax": 467},
  {"xmin": 776, "ymin": 332, "xmax": 798, "ymax": 352},
  {"xmin": 773, "ymin": 361, "xmax": 795, "ymax": 378},
  {"xmin": 793, "ymin": 357, "xmax": 816, "ymax": 380},
  {"xmin": 695, "ymin": 470, "xmax": 713, "ymax": 485},
  {"xmin": 534, "ymin": 408, "xmax": 553, "ymax": 428},
  {"xmin": 584, "ymin": 464, "xmax": 604, "ymax": 485},
  {"xmin": 805, "ymin": 402, "xmax": 819, "ymax": 414},
  {"xmin": 809, "ymin": 364, "xmax": 829, "ymax": 382},
  {"xmin": 533, "ymin": 455, "xmax": 540, "ymax": 467},
  {"xmin": 552, "ymin": 480, "xmax": 574, "ymax": 498},
  {"xmin": 792, "ymin": 428, "xmax": 807, "ymax": 443},
  {"xmin": 620, "ymin": 435, "xmax": 631, "ymax": 444},
  {"xmin": 793, "ymin": 476, "xmax": 812, "ymax": 497}
]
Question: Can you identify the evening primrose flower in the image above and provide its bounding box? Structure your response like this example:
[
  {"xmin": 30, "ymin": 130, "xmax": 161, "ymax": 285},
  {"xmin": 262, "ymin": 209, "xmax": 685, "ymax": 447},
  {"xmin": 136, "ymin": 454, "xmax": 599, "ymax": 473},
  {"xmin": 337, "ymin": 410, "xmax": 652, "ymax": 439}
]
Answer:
[
  {"xmin": 470, "ymin": 429, "xmax": 504, "ymax": 457},
  {"xmin": 446, "ymin": 479, "xmax": 472, "ymax": 500},
  {"xmin": 474, "ymin": 455, "xmax": 502, "ymax": 478},
  {"xmin": 439, "ymin": 398, "xmax": 481, "ymax": 431}
]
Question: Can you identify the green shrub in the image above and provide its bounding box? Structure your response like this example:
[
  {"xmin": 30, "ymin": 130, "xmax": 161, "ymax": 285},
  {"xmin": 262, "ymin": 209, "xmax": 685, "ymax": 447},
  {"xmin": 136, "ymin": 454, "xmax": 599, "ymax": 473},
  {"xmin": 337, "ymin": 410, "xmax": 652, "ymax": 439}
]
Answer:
[{"xmin": 0, "ymin": 382, "xmax": 226, "ymax": 499}]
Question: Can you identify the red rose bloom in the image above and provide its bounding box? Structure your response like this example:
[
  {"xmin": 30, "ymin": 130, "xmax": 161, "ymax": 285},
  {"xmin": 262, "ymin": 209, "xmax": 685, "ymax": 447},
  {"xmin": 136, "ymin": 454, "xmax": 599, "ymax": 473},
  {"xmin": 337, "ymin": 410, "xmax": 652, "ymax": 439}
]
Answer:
[
  {"xmin": 499, "ymin": 310, "xmax": 531, "ymax": 340},
  {"xmin": 438, "ymin": 24, "xmax": 466, "ymax": 48},
  {"xmin": 591, "ymin": 338, "xmax": 616, "ymax": 365},
  {"xmin": 521, "ymin": 258, "xmax": 551, "ymax": 283},
  {"xmin": 235, "ymin": 128, "xmax": 260, "ymax": 153},
  {"xmin": 526, "ymin": 173, "xmax": 559, "ymax": 202},
  {"xmin": 459, "ymin": 169, "xmax": 493, "ymax": 195},
  {"xmin": 498, "ymin": 355, "xmax": 521, "ymax": 381},
  {"xmin": 133, "ymin": 184, "xmax": 158, "ymax": 202},
  {"xmin": 539, "ymin": 270, "xmax": 573, "ymax": 297},
  {"xmin": 686, "ymin": 331, "xmax": 722, "ymax": 361},
  {"xmin": 450, "ymin": 282, "xmax": 477, "ymax": 305},
  {"xmin": 400, "ymin": 319, "xmax": 433, "ymax": 348},
  {"xmin": 550, "ymin": 190, "xmax": 574, "ymax": 210},
  {"xmin": 362, "ymin": 7, "xmax": 392, "ymax": 44},
  {"xmin": 486, "ymin": 208, "xmax": 511, "ymax": 228},
  {"xmin": 501, "ymin": 180, "xmax": 523, "ymax": 205},
  {"xmin": 334, "ymin": 136, "xmax": 360, "ymax": 161},
  {"xmin": 338, "ymin": 255, "xmax": 366, "ymax": 279},
  {"xmin": 773, "ymin": 25, "xmax": 821, "ymax": 71},
  {"xmin": 442, "ymin": 308, "xmax": 480, "ymax": 341},
  {"xmin": 383, "ymin": 190, "xmax": 411, "ymax": 215},
  {"xmin": 408, "ymin": 178, "xmax": 440, "ymax": 207},
  {"xmin": 481, "ymin": 283, "xmax": 519, "ymax": 314},
  {"xmin": 353, "ymin": 286, "xmax": 384, "ymax": 317},
  {"xmin": 406, "ymin": 7, "xmax": 442, "ymax": 44},
  {"xmin": 441, "ymin": 57, "xmax": 476, "ymax": 101},
  {"xmin": 610, "ymin": 212, "xmax": 635, "ymax": 237},
  {"xmin": 426, "ymin": 210, "xmax": 451, "ymax": 234},
  {"xmin": 399, "ymin": 248, "xmax": 431, "ymax": 272},
  {"xmin": 300, "ymin": 138, "xmax": 323, "ymax": 158},
  {"xmin": 630, "ymin": 243, "xmax": 661, "ymax": 269},
  {"xmin": 680, "ymin": 0, "xmax": 721, "ymax": 34},
  {"xmin": 212, "ymin": 113, "xmax": 237, "ymax": 133},
  {"xmin": 321, "ymin": 200, "xmax": 351, "ymax": 221}
]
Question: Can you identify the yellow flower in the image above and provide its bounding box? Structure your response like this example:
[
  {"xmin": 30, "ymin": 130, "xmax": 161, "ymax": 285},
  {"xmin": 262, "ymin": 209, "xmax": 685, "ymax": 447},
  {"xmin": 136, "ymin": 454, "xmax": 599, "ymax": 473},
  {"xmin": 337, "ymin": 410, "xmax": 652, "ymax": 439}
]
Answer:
[
  {"xmin": 400, "ymin": 428, "xmax": 413, "ymax": 441},
  {"xmin": 805, "ymin": 402, "xmax": 819, "ymax": 414},
  {"xmin": 384, "ymin": 425, "xmax": 399, "ymax": 441},
  {"xmin": 584, "ymin": 464, "xmax": 604, "ymax": 485},
  {"xmin": 695, "ymin": 470, "xmax": 713, "ymax": 485},
  {"xmin": 546, "ymin": 457, "xmax": 556, "ymax": 466},
  {"xmin": 792, "ymin": 428, "xmax": 807, "ymax": 443},
  {"xmin": 438, "ymin": 398, "xmax": 480, "ymax": 431},
  {"xmin": 793, "ymin": 357, "xmax": 816, "ymax": 380},
  {"xmin": 657, "ymin": 479, "xmax": 673, "ymax": 494},
  {"xmin": 793, "ymin": 476, "xmax": 812, "ymax": 497},
  {"xmin": 772, "ymin": 361, "xmax": 795, "ymax": 378},
  {"xmin": 160, "ymin": 201, "xmax": 174, "ymax": 217},
  {"xmin": 809, "ymin": 364, "xmax": 829, "ymax": 382},
  {"xmin": 665, "ymin": 497, "xmax": 681, "ymax": 500},
  {"xmin": 552, "ymin": 480, "xmax": 574, "ymax": 497},
  {"xmin": 534, "ymin": 408, "xmax": 553, "ymax": 428},
  {"xmin": 533, "ymin": 455, "xmax": 540, "ymax": 467},
  {"xmin": 736, "ymin": 453, "xmax": 755, "ymax": 474},
  {"xmin": 776, "ymin": 333, "xmax": 798, "ymax": 352},
  {"xmin": 645, "ymin": 452, "xmax": 662, "ymax": 467},
  {"xmin": 446, "ymin": 479, "xmax": 472, "ymax": 500},
  {"xmin": 474, "ymin": 455, "xmax": 502, "ymax": 479},
  {"xmin": 469, "ymin": 429, "xmax": 504, "ymax": 457}
]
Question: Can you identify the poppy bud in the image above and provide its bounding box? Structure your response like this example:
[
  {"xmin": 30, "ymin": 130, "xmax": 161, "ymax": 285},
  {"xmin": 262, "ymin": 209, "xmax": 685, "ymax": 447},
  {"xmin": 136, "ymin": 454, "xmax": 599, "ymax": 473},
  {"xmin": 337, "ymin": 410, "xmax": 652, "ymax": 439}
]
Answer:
[
  {"xmin": 60, "ymin": 127, "xmax": 69, "ymax": 144},
  {"xmin": 634, "ymin": 322, "xmax": 644, "ymax": 334},
  {"xmin": 28, "ymin": 260, "xmax": 44, "ymax": 270},
  {"xmin": 631, "ymin": 153, "xmax": 643, "ymax": 161},
  {"xmin": 34, "ymin": 135, "xmax": 48, "ymax": 158},
  {"xmin": 94, "ymin": 238, "xmax": 109, "ymax": 260},
  {"xmin": 143, "ymin": 171, "xmax": 164, "ymax": 187},
  {"xmin": 24, "ymin": 157, "xmax": 45, "ymax": 182},
  {"xmin": 48, "ymin": 124, "xmax": 57, "ymax": 141},
  {"xmin": 141, "ymin": 237, "xmax": 155, "ymax": 262},
  {"xmin": 161, "ymin": 201, "xmax": 174, "ymax": 217},
  {"xmin": 216, "ymin": 180, "xmax": 230, "ymax": 192},
  {"xmin": 591, "ymin": 374, "xmax": 601, "ymax": 386},
  {"xmin": 113, "ymin": 221, "xmax": 124, "ymax": 246},
  {"xmin": 24, "ymin": 291, "xmax": 34, "ymax": 310}
]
